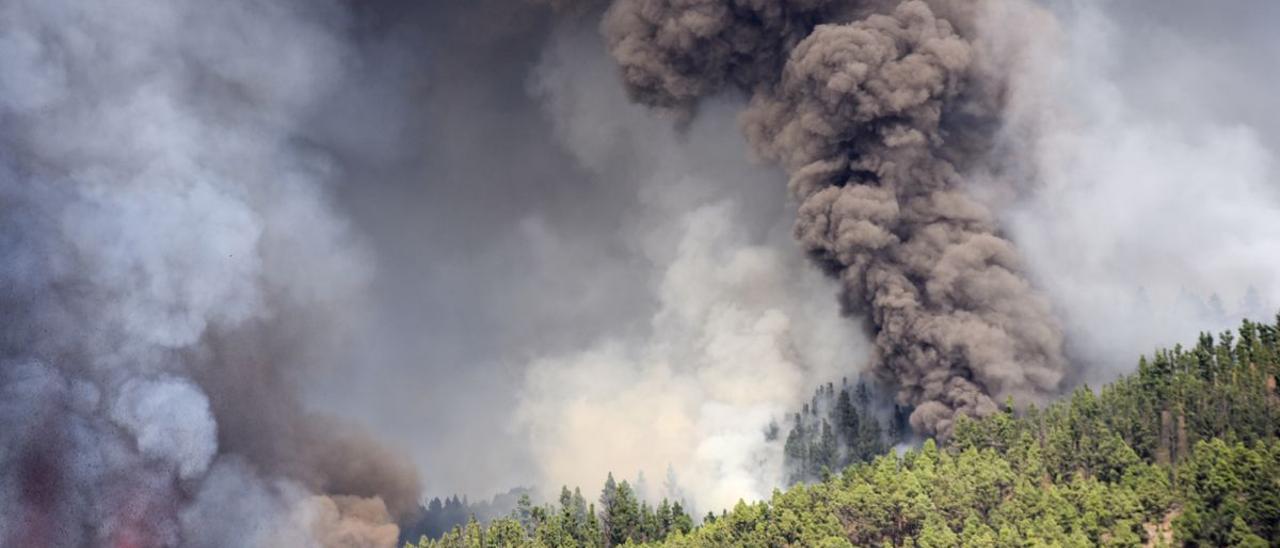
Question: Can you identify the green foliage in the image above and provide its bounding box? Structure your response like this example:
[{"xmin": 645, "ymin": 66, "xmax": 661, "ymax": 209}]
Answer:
[
  {"xmin": 783, "ymin": 379, "xmax": 890, "ymax": 483},
  {"xmin": 408, "ymin": 313, "xmax": 1280, "ymax": 547}
]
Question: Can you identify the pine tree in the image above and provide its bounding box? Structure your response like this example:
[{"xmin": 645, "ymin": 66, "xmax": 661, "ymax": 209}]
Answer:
[
  {"xmin": 784, "ymin": 413, "xmax": 808, "ymax": 483},
  {"xmin": 515, "ymin": 493, "xmax": 534, "ymax": 533},
  {"xmin": 671, "ymin": 501, "xmax": 693, "ymax": 535},
  {"xmin": 599, "ymin": 472, "xmax": 618, "ymax": 545},
  {"xmin": 607, "ymin": 480, "xmax": 641, "ymax": 546}
]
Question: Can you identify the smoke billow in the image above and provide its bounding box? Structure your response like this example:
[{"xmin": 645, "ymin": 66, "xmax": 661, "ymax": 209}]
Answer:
[
  {"xmin": 517, "ymin": 201, "xmax": 855, "ymax": 511},
  {"xmin": 6, "ymin": 0, "xmax": 1280, "ymax": 541},
  {"xmin": 595, "ymin": 0, "xmax": 1067, "ymax": 435},
  {"xmin": 603, "ymin": 0, "xmax": 840, "ymax": 111},
  {"xmin": 510, "ymin": 24, "xmax": 862, "ymax": 512},
  {"xmin": 990, "ymin": 0, "xmax": 1280, "ymax": 382},
  {"xmin": 0, "ymin": 1, "xmax": 417, "ymax": 546}
]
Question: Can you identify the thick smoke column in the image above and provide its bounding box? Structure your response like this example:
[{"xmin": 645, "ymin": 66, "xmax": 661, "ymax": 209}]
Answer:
[
  {"xmin": 0, "ymin": 1, "xmax": 417, "ymax": 546},
  {"xmin": 598, "ymin": 0, "xmax": 1068, "ymax": 435}
]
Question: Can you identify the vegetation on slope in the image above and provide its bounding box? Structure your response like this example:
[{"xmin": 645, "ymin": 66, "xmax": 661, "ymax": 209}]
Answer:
[{"xmin": 407, "ymin": 314, "xmax": 1280, "ymax": 547}]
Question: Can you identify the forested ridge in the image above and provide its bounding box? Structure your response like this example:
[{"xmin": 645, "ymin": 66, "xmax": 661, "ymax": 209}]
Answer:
[{"xmin": 406, "ymin": 314, "xmax": 1280, "ymax": 547}]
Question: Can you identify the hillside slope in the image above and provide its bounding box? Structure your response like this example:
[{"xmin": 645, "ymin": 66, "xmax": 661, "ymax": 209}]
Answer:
[{"xmin": 409, "ymin": 314, "xmax": 1280, "ymax": 547}]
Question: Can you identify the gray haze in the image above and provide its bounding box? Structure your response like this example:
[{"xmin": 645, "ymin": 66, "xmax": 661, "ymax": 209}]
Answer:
[
  {"xmin": 1, "ymin": 0, "xmax": 1279, "ymax": 544},
  {"xmin": 0, "ymin": 1, "xmax": 417, "ymax": 546},
  {"xmin": 995, "ymin": 0, "xmax": 1280, "ymax": 383}
]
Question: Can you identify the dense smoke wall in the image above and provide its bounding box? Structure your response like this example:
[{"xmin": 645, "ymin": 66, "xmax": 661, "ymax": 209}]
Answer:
[
  {"xmin": 5, "ymin": 0, "xmax": 1280, "ymax": 541},
  {"xmin": 0, "ymin": 1, "xmax": 417, "ymax": 546},
  {"xmin": 592, "ymin": 0, "xmax": 1069, "ymax": 435}
]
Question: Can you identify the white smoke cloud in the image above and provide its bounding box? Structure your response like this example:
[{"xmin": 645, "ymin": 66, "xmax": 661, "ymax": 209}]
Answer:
[
  {"xmin": 501, "ymin": 20, "xmax": 870, "ymax": 511},
  {"xmin": 984, "ymin": 1, "xmax": 1280, "ymax": 379},
  {"xmin": 110, "ymin": 378, "xmax": 218, "ymax": 480},
  {"xmin": 517, "ymin": 201, "xmax": 857, "ymax": 511}
]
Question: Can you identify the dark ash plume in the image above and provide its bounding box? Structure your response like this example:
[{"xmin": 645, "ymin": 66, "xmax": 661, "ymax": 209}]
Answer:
[
  {"xmin": 603, "ymin": 0, "xmax": 842, "ymax": 110},
  {"xmin": 598, "ymin": 0, "xmax": 1068, "ymax": 435}
]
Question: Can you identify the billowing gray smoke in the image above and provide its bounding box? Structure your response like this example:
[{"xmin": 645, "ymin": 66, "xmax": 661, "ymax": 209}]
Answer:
[
  {"xmin": 5, "ymin": 0, "xmax": 1276, "ymax": 543},
  {"xmin": 596, "ymin": 0, "xmax": 1068, "ymax": 435},
  {"xmin": 0, "ymin": 1, "xmax": 417, "ymax": 546}
]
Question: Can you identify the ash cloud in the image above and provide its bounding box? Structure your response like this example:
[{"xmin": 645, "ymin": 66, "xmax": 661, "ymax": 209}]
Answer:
[
  {"xmin": 595, "ymin": 0, "xmax": 1069, "ymax": 435},
  {"xmin": 603, "ymin": 0, "xmax": 842, "ymax": 111},
  {"xmin": 585, "ymin": 0, "xmax": 1280, "ymax": 438}
]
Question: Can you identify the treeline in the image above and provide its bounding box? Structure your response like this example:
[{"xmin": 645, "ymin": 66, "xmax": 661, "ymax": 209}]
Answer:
[
  {"xmin": 406, "ymin": 314, "xmax": 1280, "ymax": 547},
  {"xmin": 780, "ymin": 378, "xmax": 908, "ymax": 484},
  {"xmin": 401, "ymin": 488, "xmax": 534, "ymax": 542},
  {"xmin": 408, "ymin": 475, "xmax": 694, "ymax": 548}
]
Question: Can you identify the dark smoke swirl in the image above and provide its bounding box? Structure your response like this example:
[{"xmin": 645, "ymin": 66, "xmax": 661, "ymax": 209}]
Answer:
[{"xmin": 600, "ymin": 0, "xmax": 1067, "ymax": 435}]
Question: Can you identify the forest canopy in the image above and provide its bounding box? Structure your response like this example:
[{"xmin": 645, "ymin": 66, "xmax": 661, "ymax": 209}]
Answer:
[{"xmin": 406, "ymin": 314, "xmax": 1280, "ymax": 547}]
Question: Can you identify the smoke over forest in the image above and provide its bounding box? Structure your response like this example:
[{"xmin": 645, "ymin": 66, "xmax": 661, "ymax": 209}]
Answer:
[{"xmin": 1, "ymin": 0, "xmax": 1278, "ymax": 546}]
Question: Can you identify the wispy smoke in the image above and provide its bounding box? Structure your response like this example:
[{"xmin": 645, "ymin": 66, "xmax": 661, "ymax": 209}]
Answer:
[
  {"xmin": 596, "ymin": 0, "xmax": 1067, "ymax": 435},
  {"xmin": 0, "ymin": 1, "xmax": 417, "ymax": 546}
]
